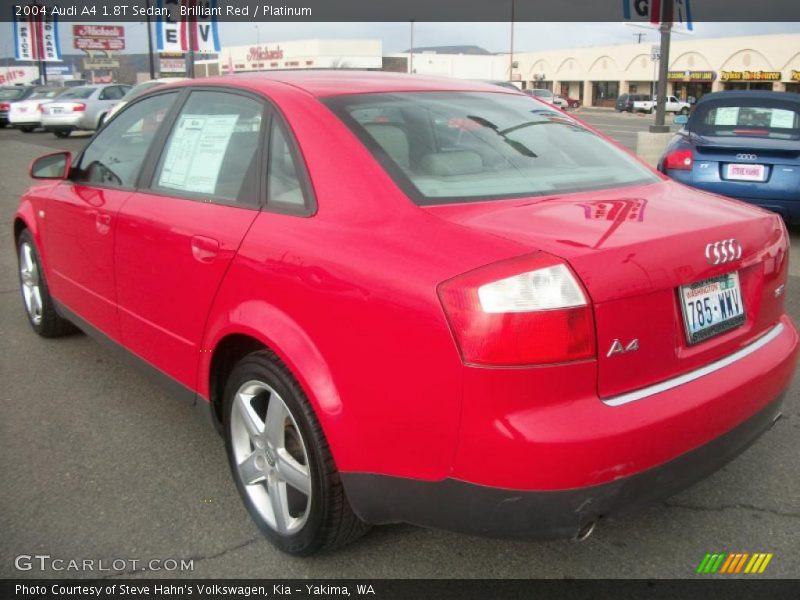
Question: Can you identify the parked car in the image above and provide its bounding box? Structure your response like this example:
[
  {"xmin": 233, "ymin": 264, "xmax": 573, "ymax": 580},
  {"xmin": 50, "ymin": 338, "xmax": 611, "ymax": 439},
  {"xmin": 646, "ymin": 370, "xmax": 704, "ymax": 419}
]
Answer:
[
  {"xmin": 40, "ymin": 84, "xmax": 131, "ymax": 137},
  {"xmin": 0, "ymin": 86, "xmax": 38, "ymax": 126},
  {"xmin": 659, "ymin": 90, "xmax": 800, "ymax": 222},
  {"xmin": 634, "ymin": 95, "xmax": 691, "ymax": 114},
  {"xmin": 562, "ymin": 95, "xmax": 581, "ymax": 109},
  {"xmin": 15, "ymin": 73, "xmax": 797, "ymax": 555},
  {"xmin": 523, "ymin": 88, "xmax": 571, "ymax": 109},
  {"xmin": 8, "ymin": 87, "xmax": 70, "ymax": 132},
  {"xmin": 106, "ymin": 77, "xmax": 186, "ymax": 121},
  {"xmin": 615, "ymin": 93, "xmax": 648, "ymax": 112}
]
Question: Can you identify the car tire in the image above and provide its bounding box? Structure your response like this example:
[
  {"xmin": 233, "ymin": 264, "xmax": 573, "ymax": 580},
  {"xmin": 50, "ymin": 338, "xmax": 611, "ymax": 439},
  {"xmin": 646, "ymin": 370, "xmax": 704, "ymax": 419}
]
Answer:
[
  {"xmin": 53, "ymin": 130, "xmax": 70, "ymax": 138},
  {"xmin": 680, "ymin": 107, "xmax": 689, "ymax": 115},
  {"xmin": 223, "ymin": 349, "xmax": 369, "ymax": 555},
  {"xmin": 17, "ymin": 230, "xmax": 77, "ymax": 338},
  {"xmin": 20, "ymin": 126, "xmax": 35, "ymax": 133}
]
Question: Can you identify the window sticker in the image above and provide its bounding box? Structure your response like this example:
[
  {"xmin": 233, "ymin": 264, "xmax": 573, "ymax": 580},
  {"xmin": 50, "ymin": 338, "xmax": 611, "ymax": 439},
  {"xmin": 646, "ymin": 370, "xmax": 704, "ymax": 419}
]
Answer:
[
  {"xmin": 158, "ymin": 114, "xmax": 239, "ymax": 195},
  {"xmin": 769, "ymin": 109, "xmax": 795, "ymax": 129},
  {"xmin": 714, "ymin": 107, "xmax": 740, "ymax": 126}
]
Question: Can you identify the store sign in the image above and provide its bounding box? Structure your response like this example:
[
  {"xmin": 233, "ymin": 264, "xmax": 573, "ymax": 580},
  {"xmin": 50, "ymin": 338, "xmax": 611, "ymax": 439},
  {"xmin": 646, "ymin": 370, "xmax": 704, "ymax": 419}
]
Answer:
[
  {"xmin": 720, "ymin": 71, "xmax": 781, "ymax": 82},
  {"xmin": 83, "ymin": 56, "xmax": 120, "ymax": 69},
  {"xmin": 160, "ymin": 57, "xmax": 186, "ymax": 74},
  {"xmin": 156, "ymin": 0, "xmax": 221, "ymax": 54},
  {"xmin": 247, "ymin": 46, "xmax": 284, "ymax": 62},
  {"xmin": 73, "ymin": 24, "xmax": 125, "ymax": 51},
  {"xmin": 668, "ymin": 70, "xmax": 715, "ymax": 82},
  {"xmin": 792, "ymin": 71, "xmax": 800, "ymax": 81}
]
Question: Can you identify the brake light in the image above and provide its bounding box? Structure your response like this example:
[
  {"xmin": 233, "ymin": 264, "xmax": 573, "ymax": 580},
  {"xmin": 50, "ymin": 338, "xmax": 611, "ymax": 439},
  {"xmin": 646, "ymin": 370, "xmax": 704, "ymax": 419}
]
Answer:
[
  {"xmin": 663, "ymin": 148, "xmax": 693, "ymax": 170},
  {"xmin": 0, "ymin": 102, "xmax": 9, "ymax": 111},
  {"xmin": 71, "ymin": 103, "xmax": 86, "ymax": 112},
  {"xmin": 437, "ymin": 253, "xmax": 596, "ymax": 366}
]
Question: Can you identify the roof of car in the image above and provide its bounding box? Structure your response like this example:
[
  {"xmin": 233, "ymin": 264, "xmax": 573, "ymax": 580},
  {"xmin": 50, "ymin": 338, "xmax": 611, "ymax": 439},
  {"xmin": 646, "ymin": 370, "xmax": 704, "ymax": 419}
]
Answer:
[
  {"xmin": 695, "ymin": 90, "xmax": 800, "ymax": 104},
  {"xmin": 171, "ymin": 70, "xmax": 522, "ymax": 97}
]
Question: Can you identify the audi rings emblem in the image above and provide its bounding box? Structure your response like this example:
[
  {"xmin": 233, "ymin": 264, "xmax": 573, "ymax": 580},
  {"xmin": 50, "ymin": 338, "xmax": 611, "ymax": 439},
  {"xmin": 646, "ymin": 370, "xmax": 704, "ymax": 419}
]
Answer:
[
  {"xmin": 705, "ymin": 239, "xmax": 743, "ymax": 265},
  {"xmin": 735, "ymin": 153, "xmax": 758, "ymax": 161}
]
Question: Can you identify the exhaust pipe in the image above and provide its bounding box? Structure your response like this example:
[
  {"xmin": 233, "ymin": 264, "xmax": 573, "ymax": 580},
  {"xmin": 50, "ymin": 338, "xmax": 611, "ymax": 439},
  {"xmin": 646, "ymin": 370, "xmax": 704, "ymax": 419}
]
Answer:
[{"xmin": 575, "ymin": 520, "xmax": 596, "ymax": 542}]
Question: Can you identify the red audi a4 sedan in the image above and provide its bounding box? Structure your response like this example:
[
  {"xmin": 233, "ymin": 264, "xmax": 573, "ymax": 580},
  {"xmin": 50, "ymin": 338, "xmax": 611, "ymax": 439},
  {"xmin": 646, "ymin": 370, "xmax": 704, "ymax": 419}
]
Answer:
[{"xmin": 14, "ymin": 72, "xmax": 798, "ymax": 555}]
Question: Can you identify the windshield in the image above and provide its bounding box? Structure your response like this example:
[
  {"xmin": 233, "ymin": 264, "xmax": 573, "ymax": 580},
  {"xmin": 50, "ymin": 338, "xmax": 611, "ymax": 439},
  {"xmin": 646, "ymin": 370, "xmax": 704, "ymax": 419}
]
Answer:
[
  {"xmin": 58, "ymin": 86, "xmax": 97, "ymax": 100},
  {"xmin": 0, "ymin": 88, "xmax": 27, "ymax": 101},
  {"xmin": 325, "ymin": 92, "xmax": 657, "ymax": 205},
  {"xmin": 690, "ymin": 99, "xmax": 800, "ymax": 140}
]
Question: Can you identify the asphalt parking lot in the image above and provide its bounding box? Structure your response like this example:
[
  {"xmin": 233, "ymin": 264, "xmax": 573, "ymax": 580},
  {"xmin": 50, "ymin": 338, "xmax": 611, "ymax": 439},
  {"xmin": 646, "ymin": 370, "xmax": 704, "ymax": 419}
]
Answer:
[
  {"xmin": 576, "ymin": 107, "xmax": 682, "ymax": 151},
  {"xmin": 0, "ymin": 123, "xmax": 798, "ymax": 579}
]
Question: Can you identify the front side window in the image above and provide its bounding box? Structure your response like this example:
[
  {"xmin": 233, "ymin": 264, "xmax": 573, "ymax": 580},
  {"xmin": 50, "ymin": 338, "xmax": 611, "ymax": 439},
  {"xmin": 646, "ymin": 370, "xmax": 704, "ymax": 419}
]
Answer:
[
  {"xmin": 153, "ymin": 91, "xmax": 263, "ymax": 204},
  {"xmin": 325, "ymin": 92, "xmax": 657, "ymax": 205},
  {"xmin": 73, "ymin": 92, "xmax": 176, "ymax": 188}
]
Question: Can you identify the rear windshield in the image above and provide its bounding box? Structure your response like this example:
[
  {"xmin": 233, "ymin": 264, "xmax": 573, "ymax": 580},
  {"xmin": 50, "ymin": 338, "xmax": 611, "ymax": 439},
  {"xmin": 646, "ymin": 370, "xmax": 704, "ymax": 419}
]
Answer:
[
  {"xmin": 30, "ymin": 88, "xmax": 65, "ymax": 100},
  {"xmin": 689, "ymin": 99, "xmax": 800, "ymax": 140},
  {"xmin": 325, "ymin": 92, "xmax": 657, "ymax": 205},
  {"xmin": 57, "ymin": 86, "xmax": 97, "ymax": 100},
  {"xmin": 0, "ymin": 88, "xmax": 27, "ymax": 101}
]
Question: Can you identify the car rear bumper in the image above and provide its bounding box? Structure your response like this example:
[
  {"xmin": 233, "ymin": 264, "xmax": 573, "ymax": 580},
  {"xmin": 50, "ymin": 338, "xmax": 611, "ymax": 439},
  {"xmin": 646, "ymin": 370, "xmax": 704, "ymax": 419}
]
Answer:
[
  {"xmin": 42, "ymin": 113, "xmax": 87, "ymax": 130},
  {"xmin": 342, "ymin": 316, "xmax": 797, "ymax": 539},
  {"xmin": 342, "ymin": 391, "xmax": 786, "ymax": 539}
]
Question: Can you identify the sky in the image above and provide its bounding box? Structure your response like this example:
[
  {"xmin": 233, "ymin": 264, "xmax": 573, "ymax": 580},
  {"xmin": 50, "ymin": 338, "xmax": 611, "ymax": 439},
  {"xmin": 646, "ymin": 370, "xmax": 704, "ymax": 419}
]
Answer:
[{"xmin": 1, "ymin": 21, "xmax": 797, "ymax": 58}]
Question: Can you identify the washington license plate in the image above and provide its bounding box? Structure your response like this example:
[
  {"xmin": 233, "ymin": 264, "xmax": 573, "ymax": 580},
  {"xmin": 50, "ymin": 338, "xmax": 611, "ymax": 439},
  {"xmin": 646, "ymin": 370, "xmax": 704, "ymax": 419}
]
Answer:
[{"xmin": 680, "ymin": 272, "xmax": 745, "ymax": 344}]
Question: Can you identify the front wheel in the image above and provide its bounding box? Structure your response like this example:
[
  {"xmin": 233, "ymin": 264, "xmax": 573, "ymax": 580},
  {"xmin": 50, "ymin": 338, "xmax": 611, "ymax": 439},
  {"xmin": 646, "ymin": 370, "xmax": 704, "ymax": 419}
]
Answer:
[
  {"xmin": 53, "ymin": 130, "xmax": 71, "ymax": 138},
  {"xmin": 223, "ymin": 350, "xmax": 369, "ymax": 555},
  {"xmin": 17, "ymin": 230, "xmax": 76, "ymax": 337},
  {"xmin": 680, "ymin": 107, "xmax": 689, "ymax": 115}
]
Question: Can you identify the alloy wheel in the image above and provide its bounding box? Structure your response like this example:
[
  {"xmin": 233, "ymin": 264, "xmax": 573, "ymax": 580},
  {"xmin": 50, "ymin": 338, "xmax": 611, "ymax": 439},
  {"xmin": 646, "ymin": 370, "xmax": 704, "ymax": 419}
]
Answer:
[
  {"xmin": 19, "ymin": 242, "xmax": 43, "ymax": 325},
  {"xmin": 230, "ymin": 380, "xmax": 312, "ymax": 535}
]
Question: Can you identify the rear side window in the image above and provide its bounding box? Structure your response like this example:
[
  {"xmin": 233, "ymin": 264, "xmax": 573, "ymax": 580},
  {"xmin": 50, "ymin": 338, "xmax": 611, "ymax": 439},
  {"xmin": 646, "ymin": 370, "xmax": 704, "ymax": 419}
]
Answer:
[
  {"xmin": 154, "ymin": 90, "xmax": 263, "ymax": 205},
  {"xmin": 267, "ymin": 123, "xmax": 308, "ymax": 210},
  {"xmin": 691, "ymin": 100, "xmax": 800, "ymax": 140},
  {"xmin": 325, "ymin": 91, "xmax": 657, "ymax": 205},
  {"xmin": 73, "ymin": 92, "xmax": 177, "ymax": 188}
]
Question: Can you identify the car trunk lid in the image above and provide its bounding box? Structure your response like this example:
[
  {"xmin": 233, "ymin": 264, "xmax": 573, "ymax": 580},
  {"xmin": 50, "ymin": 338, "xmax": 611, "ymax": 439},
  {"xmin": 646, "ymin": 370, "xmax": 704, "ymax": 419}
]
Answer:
[{"xmin": 423, "ymin": 180, "xmax": 788, "ymax": 398}]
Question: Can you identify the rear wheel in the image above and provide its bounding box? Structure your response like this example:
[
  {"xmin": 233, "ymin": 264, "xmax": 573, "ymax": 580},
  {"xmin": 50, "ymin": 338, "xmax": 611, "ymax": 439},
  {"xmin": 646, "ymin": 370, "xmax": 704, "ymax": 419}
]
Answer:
[
  {"xmin": 20, "ymin": 126, "xmax": 35, "ymax": 133},
  {"xmin": 17, "ymin": 230, "xmax": 76, "ymax": 337},
  {"xmin": 53, "ymin": 130, "xmax": 70, "ymax": 138},
  {"xmin": 223, "ymin": 350, "xmax": 369, "ymax": 555}
]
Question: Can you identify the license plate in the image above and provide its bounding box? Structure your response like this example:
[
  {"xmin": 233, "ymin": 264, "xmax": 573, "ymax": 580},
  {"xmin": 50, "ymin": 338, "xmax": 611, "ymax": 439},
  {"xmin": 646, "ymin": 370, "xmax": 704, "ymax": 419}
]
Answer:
[
  {"xmin": 52, "ymin": 107, "xmax": 63, "ymax": 114},
  {"xmin": 726, "ymin": 163, "xmax": 765, "ymax": 181},
  {"xmin": 679, "ymin": 272, "xmax": 745, "ymax": 344}
]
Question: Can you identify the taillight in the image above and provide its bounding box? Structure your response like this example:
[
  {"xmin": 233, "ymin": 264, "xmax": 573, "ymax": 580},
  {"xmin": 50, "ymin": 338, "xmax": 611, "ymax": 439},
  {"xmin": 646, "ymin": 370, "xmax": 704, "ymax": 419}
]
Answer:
[
  {"xmin": 71, "ymin": 103, "xmax": 86, "ymax": 112},
  {"xmin": 0, "ymin": 102, "xmax": 9, "ymax": 111},
  {"xmin": 663, "ymin": 148, "xmax": 693, "ymax": 170},
  {"xmin": 437, "ymin": 253, "xmax": 596, "ymax": 366}
]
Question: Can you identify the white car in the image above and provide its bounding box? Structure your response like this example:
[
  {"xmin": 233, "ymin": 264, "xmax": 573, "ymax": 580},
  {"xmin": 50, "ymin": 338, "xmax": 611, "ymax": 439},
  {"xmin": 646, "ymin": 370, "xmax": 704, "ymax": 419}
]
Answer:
[
  {"xmin": 106, "ymin": 78, "xmax": 186, "ymax": 121},
  {"xmin": 41, "ymin": 84, "xmax": 131, "ymax": 137},
  {"xmin": 8, "ymin": 88, "xmax": 69, "ymax": 132},
  {"xmin": 633, "ymin": 95, "xmax": 691, "ymax": 115},
  {"xmin": 525, "ymin": 88, "xmax": 569, "ymax": 109}
]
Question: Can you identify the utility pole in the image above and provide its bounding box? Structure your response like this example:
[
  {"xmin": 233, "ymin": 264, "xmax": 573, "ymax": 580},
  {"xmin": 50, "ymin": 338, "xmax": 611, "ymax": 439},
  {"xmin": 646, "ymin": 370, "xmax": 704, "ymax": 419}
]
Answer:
[
  {"xmin": 650, "ymin": 0, "xmax": 673, "ymax": 133},
  {"xmin": 145, "ymin": 0, "xmax": 156, "ymax": 79},
  {"xmin": 186, "ymin": 17, "xmax": 196, "ymax": 78},
  {"xmin": 508, "ymin": 0, "xmax": 515, "ymax": 82},
  {"xmin": 409, "ymin": 20, "xmax": 414, "ymax": 74}
]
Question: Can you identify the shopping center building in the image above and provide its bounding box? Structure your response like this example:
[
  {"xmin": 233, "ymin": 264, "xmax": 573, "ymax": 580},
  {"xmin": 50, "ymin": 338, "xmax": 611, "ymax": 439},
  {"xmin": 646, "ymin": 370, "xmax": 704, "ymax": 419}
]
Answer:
[{"xmin": 388, "ymin": 33, "xmax": 800, "ymax": 107}]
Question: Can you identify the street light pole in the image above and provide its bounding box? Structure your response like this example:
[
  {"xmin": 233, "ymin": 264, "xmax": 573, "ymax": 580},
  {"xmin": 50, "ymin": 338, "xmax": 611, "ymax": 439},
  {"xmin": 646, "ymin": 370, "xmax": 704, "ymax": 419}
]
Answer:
[
  {"xmin": 409, "ymin": 20, "xmax": 414, "ymax": 74},
  {"xmin": 508, "ymin": 0, "xmax": 515, "ymax": 82},
  {"xmin": 145, "ymin": 0, "xmax": 156, "ymax": 79}
]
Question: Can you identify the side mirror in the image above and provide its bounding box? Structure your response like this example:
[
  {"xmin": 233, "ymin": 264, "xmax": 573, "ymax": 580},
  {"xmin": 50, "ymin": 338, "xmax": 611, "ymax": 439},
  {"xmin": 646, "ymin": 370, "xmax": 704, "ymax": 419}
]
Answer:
[
  {"xmin": 673, "ymin": 115, "xmax": 689, "ymax": 126},
  {"xmin": 30, "ymin": 151, "xmax": 72, "ymax": 180}
]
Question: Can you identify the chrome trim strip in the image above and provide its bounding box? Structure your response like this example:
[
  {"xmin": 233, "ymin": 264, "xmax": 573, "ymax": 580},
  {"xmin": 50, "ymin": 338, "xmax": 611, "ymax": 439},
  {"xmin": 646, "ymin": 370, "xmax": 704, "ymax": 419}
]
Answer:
[{"xmin": 603, "ymin": 323, "xmax": 785, "ymax": 407}]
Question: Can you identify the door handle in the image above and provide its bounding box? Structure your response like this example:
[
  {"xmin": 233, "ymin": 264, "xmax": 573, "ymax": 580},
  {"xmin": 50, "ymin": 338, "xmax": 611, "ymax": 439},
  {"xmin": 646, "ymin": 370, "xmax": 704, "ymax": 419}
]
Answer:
[
  {"xmin": 191, "ymin": 235, "xmax": 220, "ymax": 263},
  {"xmin": 96, "ymin": 213, "xmax": 111, "ymax": 235}
]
